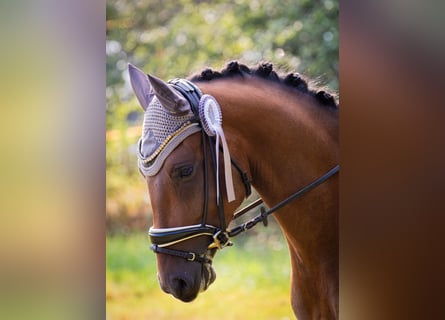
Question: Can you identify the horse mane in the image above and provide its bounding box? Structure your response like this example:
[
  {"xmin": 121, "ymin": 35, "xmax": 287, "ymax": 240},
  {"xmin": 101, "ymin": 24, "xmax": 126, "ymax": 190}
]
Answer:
[{"xmin": 189, "ymin": 61, "xmax": 338, "ymax": 109}]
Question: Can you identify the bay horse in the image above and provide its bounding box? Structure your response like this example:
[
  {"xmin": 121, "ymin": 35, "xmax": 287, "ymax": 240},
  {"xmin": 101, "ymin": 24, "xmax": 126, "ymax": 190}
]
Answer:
[{"xmin": 129, "ymin": 61, "xmax": 338, "ymax": 319}]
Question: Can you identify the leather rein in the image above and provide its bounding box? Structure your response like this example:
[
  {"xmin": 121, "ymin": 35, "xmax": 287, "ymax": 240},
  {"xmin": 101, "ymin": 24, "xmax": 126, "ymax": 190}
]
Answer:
[{"xmin": 148, "ymin": 79, "xmax": 339, "ymax": 265}]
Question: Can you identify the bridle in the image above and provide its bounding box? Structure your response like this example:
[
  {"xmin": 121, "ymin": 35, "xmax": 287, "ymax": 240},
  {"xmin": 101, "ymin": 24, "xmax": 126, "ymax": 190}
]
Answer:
[{"xmin": 148, "ymin": 79, "xmax": 339, "ymax": 265}]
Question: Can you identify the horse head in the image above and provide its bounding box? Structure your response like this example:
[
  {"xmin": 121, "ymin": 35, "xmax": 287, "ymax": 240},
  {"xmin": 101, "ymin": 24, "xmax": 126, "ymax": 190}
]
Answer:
[{"xmin": 128, "ymin": 64, "xmax": 246, "ymax": 302}]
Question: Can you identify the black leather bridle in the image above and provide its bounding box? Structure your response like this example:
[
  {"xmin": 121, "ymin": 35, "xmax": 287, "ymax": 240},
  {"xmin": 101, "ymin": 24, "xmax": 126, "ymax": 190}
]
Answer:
[{"xmin": 148, "ymin": 78, "xmax": 339, "ymax": 265}]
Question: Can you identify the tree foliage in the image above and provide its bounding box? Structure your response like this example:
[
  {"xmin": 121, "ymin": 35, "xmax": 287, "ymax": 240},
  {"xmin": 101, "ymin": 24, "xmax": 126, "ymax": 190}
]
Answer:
[{"xmin": 106, "ymin": 0, "xmax": 338, "ymax": 103}]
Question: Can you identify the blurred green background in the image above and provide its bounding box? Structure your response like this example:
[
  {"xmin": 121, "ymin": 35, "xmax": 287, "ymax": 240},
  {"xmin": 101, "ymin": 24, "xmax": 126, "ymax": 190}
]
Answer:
[{"xmin": 106, "ymin": 0, "xmax": 337, "ymax": 318}]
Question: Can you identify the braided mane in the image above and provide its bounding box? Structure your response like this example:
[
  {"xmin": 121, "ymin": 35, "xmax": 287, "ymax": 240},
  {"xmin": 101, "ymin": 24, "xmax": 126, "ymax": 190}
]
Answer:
[{"xmin": 189, "ymin": 61, "xmax": 338, "ymax": 109}]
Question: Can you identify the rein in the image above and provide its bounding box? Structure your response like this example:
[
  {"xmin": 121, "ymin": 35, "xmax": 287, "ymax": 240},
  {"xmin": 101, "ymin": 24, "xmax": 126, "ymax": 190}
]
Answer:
[
  {"xmin": 148, "ymin": 79, "xmax": 339, "ymax": 265},
  {"xmin": 227, "ymin": 164, "xmax": 339, "ymax": 237}
]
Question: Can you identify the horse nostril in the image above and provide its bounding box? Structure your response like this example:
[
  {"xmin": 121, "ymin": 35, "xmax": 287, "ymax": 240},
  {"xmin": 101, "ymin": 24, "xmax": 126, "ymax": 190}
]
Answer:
[
  {"xmin": 170, "ymin": 276, "xmax": 197, "ymax": 302},
  {"xmin": 179, "ymin": 278, "xmax": 188, "ymax": 288},
  {"xmin": 172, "ymin": 277, "xmax": 189, "ymax": 292}
]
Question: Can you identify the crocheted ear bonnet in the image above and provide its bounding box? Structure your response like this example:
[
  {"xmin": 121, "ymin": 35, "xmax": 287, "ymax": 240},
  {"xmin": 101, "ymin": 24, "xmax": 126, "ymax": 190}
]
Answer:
[
  {"xmin": 137, "ymin": 90, "xmax": 201, "ymax": 177},
  {"xmin": 134, "ymin": 74, "xmax": 235, "ymax": 203}
]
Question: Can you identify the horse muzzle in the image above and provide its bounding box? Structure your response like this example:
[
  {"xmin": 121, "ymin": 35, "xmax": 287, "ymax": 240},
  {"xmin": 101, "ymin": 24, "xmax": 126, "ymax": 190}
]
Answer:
[{"xmin": 158, "ymin": 259, "xmax": 216, "ymax": 302}]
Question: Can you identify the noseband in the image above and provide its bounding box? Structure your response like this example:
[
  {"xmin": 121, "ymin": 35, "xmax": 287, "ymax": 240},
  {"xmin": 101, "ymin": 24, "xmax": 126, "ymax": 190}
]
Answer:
[{"xmin": 148, "ymin": 79, "xmax": 339, "ymax": 265}]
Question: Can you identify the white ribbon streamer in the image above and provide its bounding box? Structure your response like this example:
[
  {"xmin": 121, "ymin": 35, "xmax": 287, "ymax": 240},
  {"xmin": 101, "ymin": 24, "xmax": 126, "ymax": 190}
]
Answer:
[{"xmin": 199, "ymin": 95, "xmax": 236, "ymax": 203}]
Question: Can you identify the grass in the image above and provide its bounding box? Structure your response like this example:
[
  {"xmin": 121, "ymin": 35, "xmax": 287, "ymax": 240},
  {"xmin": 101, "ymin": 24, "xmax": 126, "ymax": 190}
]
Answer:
[{"xmin": 106, "ymin": 227, "xmax": 294, "ymax": 319}]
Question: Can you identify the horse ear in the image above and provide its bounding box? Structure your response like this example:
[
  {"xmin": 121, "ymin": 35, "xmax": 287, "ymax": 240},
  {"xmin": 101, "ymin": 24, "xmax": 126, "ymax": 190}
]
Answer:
[
  {"xmin": 128, "ymin": 63, "xmax": 154, "ymax": 111},
  {"xmin": 147, "ymin": 74, "xmax": 190, "ymax": 115}
]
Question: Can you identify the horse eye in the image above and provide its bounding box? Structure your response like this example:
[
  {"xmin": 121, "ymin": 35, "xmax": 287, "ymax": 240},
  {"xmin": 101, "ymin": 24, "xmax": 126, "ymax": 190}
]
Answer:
[{"xmin": 174, "ymin": 165, "xmax": 194, "ymax": 179}]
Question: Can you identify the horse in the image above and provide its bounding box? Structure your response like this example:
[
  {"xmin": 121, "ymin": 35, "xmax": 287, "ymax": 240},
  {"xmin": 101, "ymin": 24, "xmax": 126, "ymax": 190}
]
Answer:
[{"xmin": 129, "ymin": 61, "xmax": 339, "ymax": 319}]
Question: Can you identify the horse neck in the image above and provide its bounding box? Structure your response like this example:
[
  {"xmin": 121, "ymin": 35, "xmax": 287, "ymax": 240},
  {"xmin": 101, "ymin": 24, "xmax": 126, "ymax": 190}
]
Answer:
[
  {"xmin": 198, "ymin": 77, "xmax": 339, "ymax": 319},
  {"xmin": 198, "ymin": 78, "xmax": 338, "ymax": 206}
]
